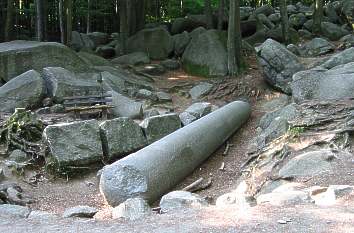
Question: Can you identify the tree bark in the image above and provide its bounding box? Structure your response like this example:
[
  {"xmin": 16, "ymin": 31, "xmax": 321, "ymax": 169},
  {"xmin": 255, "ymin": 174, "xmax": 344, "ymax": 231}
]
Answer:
[
  {"xmin": 204, "ymin": 0, "xmax": 213, "ymax": 29},
  {"xmin": 66, "ymin": 0, "xmax": 73, "ymax": 45},
  {"xmin": 119, "ymin": 0, "xmax": 128, "ymax": 53},
  {"xmin": 217, "ymin": 0, "xmax": 225, "ymax": 30},
  {"xmin": 313, "ymin": 0, "xmax": 323, "ymax": 35},
  {"xmin": 5, "ymin": 0, "xmax": 14, "ymax": 41},
  {"xmin": 59, "ymin": 0, "xmax": 65, "ymax": 44},
  {"xmin": 228, "ymin": 0, "xmax": 243, "ymax": 76},
  {"xmin": 35, "ymin": 0, "xmax": 44, "ymax": 41},
  {"xmin": 228, "ymin": 0, "xmax": 238, "ymax": 76},
  {"xmin": 279, "ymin": 0, "xmax": 289, "ymax": 44},
  {"xmin": 86, "ymin": 0, "xmax": 91, "ymax": 33}
]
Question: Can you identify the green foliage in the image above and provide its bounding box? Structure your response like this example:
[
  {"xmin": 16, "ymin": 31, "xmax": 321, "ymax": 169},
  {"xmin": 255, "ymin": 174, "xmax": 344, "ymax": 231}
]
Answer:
[{"xmin": 288, "ymin": 126, "xmax": 305, "ymax": 137}]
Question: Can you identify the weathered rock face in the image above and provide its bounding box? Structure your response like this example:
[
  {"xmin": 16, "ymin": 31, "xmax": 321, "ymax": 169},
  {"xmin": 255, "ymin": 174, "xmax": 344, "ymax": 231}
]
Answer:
[
  {"xmin": 0, "ymin": 204, "xmax": 30, "ymax": 218},
  {"xmin": 299, "ymin": 38, "xmax": 335, "ymax": 57},
  {"xmin": 184, "ymin": 102, "xmax": 212, "ymax": 118},
  {"xmin": 289, "ymin": 13, "xmax": 307, "ymax": 29},
  {"xmin": 279, "ymin": 150, "xmax": 335, "ymax": 178},
  {"xmin": 173, "ymin": 31, "xmax": 191, "ymax": 57},
  {"xmin": 99, "ymin": 118, "xmax": 147, "ymax": 161},
  {"xmin": 42, "ymin": 67, "xmax": 100, "ymax": 103},
  {"xmin": 318, "ymin": 47, "xmax": 354, "ymax": 69},
  {"xmin": 339, "ymin": 34, "xmax": 354, "ymax": 49},
  {"xmin": 320, "ymin": 21, "xmax": 349, "ymax": 41},
  {"xmin": 111, "ymin": 52, "xmax": 150, "ymax": 66},
  {"xmin": 189, "ymin": 82, "xmax": 213, "ymax": 100},
  {"xmin": 77, "ymin": 51, "xmax": 112, "ymax": 67},
  {"xmin": 171, "ymin": 17, "xmax": 207, "ymax": 35},
  {"xmin": 256, "ymin": 39, "xmax": 305, "ymax": 93},
  {"xmin": 95, "ymin": 46, "xmax": 116, "ymax": 59},
  {"xmin": 266, "ymin": 26, "xmax": 300, "ymax": 44},
  {"xmin": 291, "ymin": 62, "xmax": 354, "ymax": 102},
  {"xmin": 127, "ymin": 28, "xmax": 174, "ymax": 60},
  {"xmin": 87, "ymin": 32, "xmax": 110, "ymax": 48},
  {"xmin": 43, "ymin": 120, "xmax": 103, "ymax": 175},
  {"xmin": 140, "ymin": 113, "xmax": 181, "ymax": 144},
  {"xmin": 182, "ymin": 30, "xmax": 228, "ymax": 77},
  {"xmin": 110, "ymin": 91, "xmax": 143, "ymax": 119},
  {"xmin": 160, "ymin": 191, "xmax": 208, "ymax": 212},
  {"xmin": 71, "ymin": 31, "xmax": 95, "ymax": 51},
  {"xmin": 112, "ymin": 198, "xmax": 151, "ymax": 220},
  {"xmin": 0, "ymin": 70, "xmax": 46, "ymax": 112},
  {"xmin": 0, "ymin": 41, "xmax": 89, "ymax": 82},
  {"xmin": 254, "ymin": 5, "xmax": 274, "ymax": 16}
]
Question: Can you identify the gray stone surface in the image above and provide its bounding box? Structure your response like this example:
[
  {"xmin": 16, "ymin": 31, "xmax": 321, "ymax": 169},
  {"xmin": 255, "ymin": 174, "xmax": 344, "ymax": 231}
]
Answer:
[
  {"xmin": 257, "ymin": 190, "xmax": 310, "ymax": 206},
  {"xmin": 42, "ymin": 67, "xmax": 100, "ymax": 103},
  {"xmin": 268, "ymin": 13, "xmax": 281, "ymax": 23},
  {"xmin": 0, "ymin": 70, "xmax": 45, "ymax": 112},
  {"xmin": 339, "ymin": 34, "xmax": 354, "ymax": 49},
  {"xmin": 95, "ymin": 46, "xmax": 115, "ymax": 59},
  {"xmin": 110, "ymin": 91, "xmax": 143, "ymax": 119},
  {"xmin": 299, "ymin": 38, "xmax": 335, "ymax": 57},
  {"xmin": 140, "ymin": 113, "xmax": 181, "ymax": 144},
  {"xmin": 291, "ymin": 62, "xmax": 354, "ymax": 102},
  {"xmin": 71, "ymin": 31, "xmax": 95, "ymax": 51},
  {"xmin": 127, "ymin": 28, "xmax": 174, "ymax": 60},
  {"xmin": 171, "ymin": 16, "xmax": 207, "ymax": 35},
  {"xmin": 182, "ymin": 30, "xmax": 228, "ymax": 77},
  {"xmin": 289, "ymin": 13, "xmax": 307, "ymax": 29},
  {"xmin": 184, "ymin": 102, "xmax": 212, "ymax": 118},
  {"xmin": 87, "ymin": 32, "xmax": 110, "ymax": 48},
  {"xmin": 259, "ymin": 103, "xmax": 298, "ymax": 130},
  {"xmin": 179, "ymin": 112, "xmax": 198, "ymax": 126},
  {"xmin": 99, "ymin": 118, "xmax": 147, "ymax": 161},
  {"xmin": 112, "ymin": 52, "xmax": 150, "ymax": 66},
  {"xmin": 112, "ymin": 197, "xmax": 151, "ymax": 220},
  {"xmin": 100, "ymin": 101, "xmax": 251, "ymax": 206},
  {"xmin": 312, "ymin": 185, "xmax": 354, "ymax": 206},
  {"xmin": 63, "ymin": 206, "xmax": 98, "ymax": 218},
  {"xmin": 189, "ymin": 82, "xmax": 213, "ymax": 100},
  {"xmin": 0, "ymin": 204, "xmax": 30, "ymax": 218},
  {"xmin": 8, "ymin": 150, "xmax": 28, "ymax": 163},
  {"xmin": 279, "ymin": 150, "xmax": 335, "ymax": 178},
  {"xmin": 43, "ymin": 120, "xmax": 103, "ymax": 174},
  {"xmin": 0, "ymin": 41, "xmax": 89, "ymax": 82},
  {"xmin": 321, "ymin": 22, "xmax": 349, "ymax": 41},
  {"xmin": 318, "ymin": 47, "xmax": 354, "ymax": 69},
  {"xmin": 156, "ymin": 91, "xmax": 172, "ymax": 103},
  {"xmin": 160, "ymin": 191, "xmax": 208, "ymax": 212},
  {"xmin": 173, "ymin": 31, "xmax": 191, "ymax": 57},
  {"xmin": 77, "ymin": 51, "xmax": 112, "ymax": 67},
  {"xmin": 256, "ymin": 39, "xmax": 304, "ymax": 93},
  {"xmin": 27, "ymin": 211, "xmax": 59, "ymax": 221}
]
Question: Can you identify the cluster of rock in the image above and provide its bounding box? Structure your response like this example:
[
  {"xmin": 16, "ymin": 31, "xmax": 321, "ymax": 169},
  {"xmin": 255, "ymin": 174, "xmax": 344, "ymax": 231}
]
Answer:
[{"xmin": 42, "ymin": 101, "xmax": 214, "ymax": 175}]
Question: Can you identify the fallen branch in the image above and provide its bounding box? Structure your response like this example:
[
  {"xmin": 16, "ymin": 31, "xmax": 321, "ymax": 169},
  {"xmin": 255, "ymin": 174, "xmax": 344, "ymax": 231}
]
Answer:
[
  {"xmin": 223, "ymin": 142, "xmax": 230, "ymax": 156},
  {"xmin": 182, "ymin": 177, "xmax": 212, "ymax": 193}
]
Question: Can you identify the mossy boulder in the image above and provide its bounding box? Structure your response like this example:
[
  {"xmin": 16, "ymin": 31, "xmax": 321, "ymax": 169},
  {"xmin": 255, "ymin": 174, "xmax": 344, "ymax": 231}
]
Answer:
[
  {"xmin": 0, "ymin": 41, "xmax": 90, "ymax": 82},
  {"xmin": 182, "ymin": 30, "xmax": 228, "ymax": 78}
]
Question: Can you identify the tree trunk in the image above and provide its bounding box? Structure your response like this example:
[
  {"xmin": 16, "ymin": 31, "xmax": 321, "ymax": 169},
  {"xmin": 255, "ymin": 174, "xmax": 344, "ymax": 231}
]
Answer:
[
  {"xmin": 228, "ymin": 0, "xmax": 238, "ymax": 76},
  {"xmin": 5, "ymin": 0, "xmax": 14, "ymax": 41},
  {"xmin": 86, "ymin": 0, "xmax": 90, "ymax": 33},
  {"xmin": 59, "ymin": 0, "xmax": 65, "ymax": 44},
  {"xmin": 66, "ymin": 0, "xmax": 73, "ymax": 45},
  {"xmin": 204, "ymin": 0, "xmax": 213, "ymax": 29},
  {"xmin": 136, "ymin": 0, "xmax": 145, "ymax": 32},
  {"xmin": 313, "ymin": 0, "xmax": 323, "ymax": 35},
  {"xmin": 228, "ymin": 0, "xmax": 243, "ymax": 76},
  {"xmin": 217, "ymin": 0, "xmax": 225, "ymax": 30},
  {"xmin": 35, "ymin": 0, "xmax": 44, "ymax": 41},
  {"xmin": 279, "ymin": 0, "xmax": 289, "ymax": 44},
  {"xmin": 126, "ymin": 0, "xmax": 136, "ymax": 36},
  {"xmin": 119, "ymin": 0, "xmax": 128, "ymax": 53}
]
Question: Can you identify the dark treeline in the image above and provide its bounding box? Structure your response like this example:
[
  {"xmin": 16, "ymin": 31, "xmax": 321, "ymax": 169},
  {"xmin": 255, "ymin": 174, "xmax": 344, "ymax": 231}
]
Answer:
[{"xmin": 0, "ymin": 0, "xmax": 320, "ymax": 43}]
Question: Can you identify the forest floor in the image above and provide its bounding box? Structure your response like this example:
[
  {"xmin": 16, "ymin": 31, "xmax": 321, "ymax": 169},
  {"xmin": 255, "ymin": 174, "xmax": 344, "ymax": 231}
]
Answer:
[{"xmin": 1, "ymin": 54, "xmax": 354, "ymax": 232}]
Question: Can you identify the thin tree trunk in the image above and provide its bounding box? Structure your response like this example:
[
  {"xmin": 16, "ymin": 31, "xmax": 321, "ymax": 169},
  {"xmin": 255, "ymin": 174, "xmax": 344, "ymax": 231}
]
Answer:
[
  {"xmin": 59, "ymin": 0, "xmax": 65, "ymax": 44},
  {"xmin": 279, "ymin": 0, "xmax": 289, "ymax": 44},
  {"xmin": 5, "ymin": 0, "xmax": 14, "ymax": 41},
  {"xmin": 35, "ymin": 0, "xmax": 44, "ymax": 41},
  {"xmin": 119, "ymin": 0, "xmax": 128, "ymax": 53},
  {"xmin": 228, "ymin": 0, "xmax": 238, "ymax": 76},
  {"xmin": 217, "ymin": 0, "xmax": 225, "ymax": 30},
  {"xmin": 86, "ymin": 0, "xmax": 90, "ymax": 33},
  {"xmin": 66, "ymin": 0, "xmax": 73, "ymax": 45},
  {"xmin": 136, "ymin": 0, "xmax": 145, "ymax": 32},
  {"xmin": 313, "ymin": 0, "xmax": 323, "ymax": 35},
  {"xmin": 204, "ymin": 0, "xmax": 213, "ymax": 29},
  {"xmin": 235, "ymin": 0, "xmax": 242, "ymax": 68}
]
